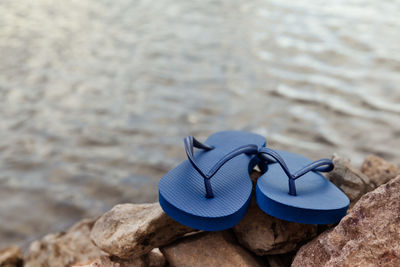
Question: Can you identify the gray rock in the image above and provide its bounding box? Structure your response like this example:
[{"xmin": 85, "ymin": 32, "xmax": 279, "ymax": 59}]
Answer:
[
  {"xmin": 25, "ymin": 218, "xmax": 106, "ymax": 267},
  {"xmin": 361, "ymin": 154, "xmax": 399, "ymax": 187},
  {"xmin": 161, "ymin": 231, "xmax": 265, "ymax": 267},
  {"xmin": 292, "ymin": 175, "xmax": 400, "ymax": 267},
  {"xmin": 90, "ymin": 203, "xmax": 194, "ymax": 259}
]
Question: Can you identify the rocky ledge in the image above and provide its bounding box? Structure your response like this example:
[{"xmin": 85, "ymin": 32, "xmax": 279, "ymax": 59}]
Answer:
[{"xmin": 1, "ymin": 154, "xmax": 399, "ymax": 267}]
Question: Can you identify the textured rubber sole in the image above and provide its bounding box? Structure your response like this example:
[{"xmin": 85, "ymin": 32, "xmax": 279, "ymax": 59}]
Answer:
[
  {"xmin": 159, "ymin": 188, "xmax": 252, "ymax": 231},
  {"xmin": 256, "ymin": 184, "xmax": 348, "ymax": 224},
  {"xmin": 256, "ymin": 150, "xmax": 349, "ymax": 224},
  {"xmin": 158, "ymin": 131, "xmax": 266, "ymax": 230}
]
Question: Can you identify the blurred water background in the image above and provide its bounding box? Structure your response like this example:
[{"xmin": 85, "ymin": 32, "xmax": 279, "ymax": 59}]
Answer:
[{"xmin": 1, "ymin": 0, "xmax": 400, "ymax": 249}]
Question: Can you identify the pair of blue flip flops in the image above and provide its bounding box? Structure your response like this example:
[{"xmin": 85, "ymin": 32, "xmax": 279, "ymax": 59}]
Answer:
[{"xmin": 158, "ymin": 131, "xmax": 349, "ymax": 231}]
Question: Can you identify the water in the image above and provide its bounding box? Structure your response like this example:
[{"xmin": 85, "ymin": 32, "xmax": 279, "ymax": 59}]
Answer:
[{"xmin": 0, "ymin": 0, "xmax": 399, "ymax": 249}]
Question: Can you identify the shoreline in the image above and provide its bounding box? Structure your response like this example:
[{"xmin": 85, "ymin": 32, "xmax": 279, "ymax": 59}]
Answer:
[{"xmin": 2, "ymin": 153, "xmax": 399, "ymax": 266}]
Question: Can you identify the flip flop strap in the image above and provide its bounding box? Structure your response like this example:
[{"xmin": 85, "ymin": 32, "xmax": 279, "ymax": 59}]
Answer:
[
  {"xmin": 184, "ymin": 136, "xmax": 259, "ymax": 198},
  {"xmin": 292, "ymin": 159, "xmax": 334, "ymax": 180},
  {"xmin": 258, "ymin": 147, "xmax": 334, "ymax": 196}
]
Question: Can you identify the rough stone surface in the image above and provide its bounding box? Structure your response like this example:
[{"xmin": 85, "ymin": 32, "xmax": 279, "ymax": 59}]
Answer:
[
  {"xmin": 233, "ymin": 171, "xmax": 318, "ymax": 255},
  {"xmin": 72, "ymin": 248, "xmax": 165, "ymax": 267},
  {"xmin": 90, "ymin": 203, "xmax": 194, "ymax": 259},
  {"xmin": 25, "ymin": 218, "xmax": 106, "ymax": 267},
  {"xmin": 161, "ymin": 231, "xmax": 265, "ymax": 267},
  {"xmin": 147, "ymin": 248, "xmax": 166, "ymax": 267},
  {"xmin": 233, "ymin": 196, "xmax": 317, "ymax": 255},
  {"xmin": 326, "ymin": 154, "xmax": 372, "ymax": 207},
  {"xmin": 72, "ymin": 256, "xmax": 146, "ymax": 267},
  {"xmin": 0, "ymin": 245, "xmax": 23, "ymax": 267},
  {"xmin": 361, "ymin": 155, "xmax": 399, "ymax": 187},
  {"xmin": 292, "ymin": 175, "xmax": 400, "ymax": 267}
]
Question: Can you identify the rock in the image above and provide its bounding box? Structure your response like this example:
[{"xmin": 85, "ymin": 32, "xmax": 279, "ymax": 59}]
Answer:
[
  {"xmin": 147, "ymin": 248, "xmax": 166, "ymax": 267},
  {"xmin": 0, "ymin": 245, "xmax": 23, "ymax": 267},
  {"xmin": 233, "ymin": 197, "xmax": 317, "ymax": 255},
  {"xmin": 361, "ymin": 155, "xmax": 399, "ymax": 187},
  {"xmin": 266, "ymin": 253, "xmax": 295, "ymax": 267},
  {"xmin": 249, "ymin": 170, "xmax": 262, "ymax": 184},
  {"xmin": 25, "ymin": 218, "xmax": 106, "ymax": 267},
  {"xmin": 326, "ymin": 154, "xmax": 372, "ymax": 207},
  {"xmin": 161, "ymin": 231, "xmax": 265, "ymax": 267},
  {"xmin": 90, "ymin": 203, "xmax": 194, "ymax": 259},
  {"xmin": 233, "ymin": 171, "xmax": 317, "ymax": 255},
  {"xmin": 292, "ymin": 175, "xmax": 400, "ymax": 267},
  {"xmin": 73, "ymin": 249, "xmax": 165, "ymax": 267},
  {"xmin": 72, "ymin": 256, "xmax": 146, "ymax": 267}
]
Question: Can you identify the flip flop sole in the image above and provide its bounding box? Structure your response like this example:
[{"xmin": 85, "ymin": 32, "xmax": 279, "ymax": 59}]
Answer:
[
  {"xmin": 159, "ymin": 131, "xmax": 266, "ymax": 231},
  {"xmin": 256, "ymin": 150, "xmax": 349, "ymax": 224}
]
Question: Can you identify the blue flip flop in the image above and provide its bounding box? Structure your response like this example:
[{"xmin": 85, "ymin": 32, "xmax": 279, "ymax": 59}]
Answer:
[
  {"xmin": 256, "ymin": 148, "xmax": 349, "ymax": 224},
  {"xmin": 158, "ymin": 131, "xmax": 266, "ymax": 231}
]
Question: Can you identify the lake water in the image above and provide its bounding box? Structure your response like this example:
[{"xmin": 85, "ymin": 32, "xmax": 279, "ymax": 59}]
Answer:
[{"xmin": 1, "ymin": 0, "xmax": 400, "ymax": 248}]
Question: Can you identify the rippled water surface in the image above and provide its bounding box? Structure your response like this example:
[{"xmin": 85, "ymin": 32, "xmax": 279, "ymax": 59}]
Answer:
[{"xmin": 1, "ymin": 0, "xmax": 400, "ymax": 248}]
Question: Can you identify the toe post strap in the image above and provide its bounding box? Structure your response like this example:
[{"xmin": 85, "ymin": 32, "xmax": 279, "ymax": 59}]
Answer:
[
  {"xmin": 184, "ymin": 136, "xmax": 259, "ymax": 198},
  {"xmin": 292, "ymin": 159, "xmax": 334, "ymax": 180},
  {"xmin": 257, "ymin": 147, "xmax": 334, "ymax": 196},
  {"xmin": 184, "ymin": 136, "xmax": 214, "ymax": 180}
]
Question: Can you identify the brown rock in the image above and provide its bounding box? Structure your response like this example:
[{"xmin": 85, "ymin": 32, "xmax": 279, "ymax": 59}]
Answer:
[
  {"xmin": 72, "ymin": 256, "xmax": 146, "ymax": 267},
  {"xmin": 361, "ymin": 155, "xmax": 399, "ymax": 187},
  {"xmin": 233, "ymin": 197, "xmax": 317, "ymax": 255},
  {"xmin": 147, "ymin": 248, "xmax": 166, "ymax": 267},
  {"xmin": 25, "ymin": 218, "xmax": 106, "ymax": 267},
  {"xmin": 0, "ymin": 245, "xmax": 23, "ymax": 267},
  {"xmin": 249, "ymin": 170, "xmax": 262, "ymax": 184},
  {"xmin": 266, "ymin": 253, "xmax": 295, "ymax": 267},
  {"xmin": 161, "ymin": 231, "xmax": 265, "ymax": 267},
  {"xmin": 233, "ymin": 171, "xmax": 317, "ymax": 255},
  {"xmin": 292, "ymin": 175, "xmax": 400, "ymax": 267},
  {"xmin": 326, "ymin": 154, "xmax": 372, "ymax": 207},
  {"xmin": 90, "ymin": 203, "xmax": 194, "ymax": 259},
  {"xmin": 73, "ymin": 249, "xmax": 165, "ymax": 267}
]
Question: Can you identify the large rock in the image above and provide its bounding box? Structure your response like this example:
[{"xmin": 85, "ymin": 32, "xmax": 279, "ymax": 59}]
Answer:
[
  {"xmin": 361, "ymin": 155, "xmax": 399, "ymax": 187},
  {"xmin": 90, "ymin": 203, "xmax": 194, "ymax": 259},
  {"xmin": 326, "ymin": 154, "xmax": 372, "ymax": 207},
  {"xmin": 161, "ymin": 231, "xmax": 265, "ymax": 267},
  {"xmin": 233, "ymin": 171, "xmax": 317, "ymax": 255},
  {"xmin": 0, "ymin": 245, "xmax": 23, "ymax": 267},
  {"xmin": 25, "ymin": 219, "xmax": 105, "ymax": 267},
  {"xmin": 233, "ymin": 197, "xmax": 317, "ymax": 255},
  {"xmin": 292, "ymin": 175, "xmax": 400, "ymax": 267}
]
